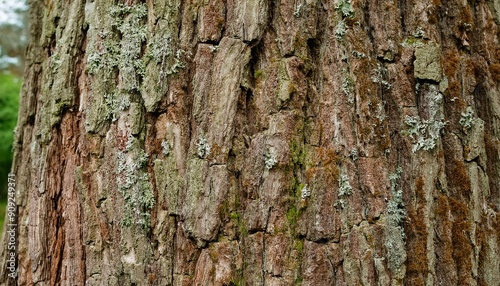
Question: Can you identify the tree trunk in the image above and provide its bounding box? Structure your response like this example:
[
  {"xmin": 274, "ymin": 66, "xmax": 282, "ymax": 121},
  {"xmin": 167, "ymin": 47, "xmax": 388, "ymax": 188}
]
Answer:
[{"xmin": 2, "ymin": 0, "xmax": 500, "ymax": 285}]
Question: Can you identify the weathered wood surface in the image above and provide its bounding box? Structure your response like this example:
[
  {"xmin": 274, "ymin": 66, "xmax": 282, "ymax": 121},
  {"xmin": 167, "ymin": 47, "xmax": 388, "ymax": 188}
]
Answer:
[{"xmin": 1, "ymin": 0, "xmax": 499, "ymax": 285}]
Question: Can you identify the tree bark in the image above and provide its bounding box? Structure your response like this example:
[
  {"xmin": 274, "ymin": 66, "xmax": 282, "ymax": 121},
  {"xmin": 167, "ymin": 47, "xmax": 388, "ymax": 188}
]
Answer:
[{"xmin": 1, "ymin": 0, "xmax": 500, "ymax": 285}]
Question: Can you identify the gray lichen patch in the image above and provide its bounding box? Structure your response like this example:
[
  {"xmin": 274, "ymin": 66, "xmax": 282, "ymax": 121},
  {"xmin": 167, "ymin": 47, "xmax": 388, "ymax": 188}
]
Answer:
[
  {"xmin": 460, "ymin": 107, "xmax": 475, "ymax": 130},
  {"xmin": 387, "ymin": 167, "xmax": 406, "ymax": 233},
  {"xmin": 463, "ymin": 116, "xmax": 487, "ymax": 164},
  {"xmin": 401, "ymin": 36, "xmax": 425, "ymax": 49},
  {"xmin": 385, "ymin": 167, "xmax": 407, "ymax": 280},
  {"xmin": 197, "ymin": 136, "xmax": 211, "ymax": 159},
  {"xmin": 264, "ymin": 147, "xmax": 278, "ymax": 170},
  {"xmin": 116, "ymin": 137, "xmax": 155, "ymax": 231},
  {"xmin": 458, "ymin": 106, "xmax": 487, "ymax": 164},
  {"xmin": 414, "ymin": 41, "xmax": 442, "ymax": 82},
  {"xmin": 85, "ymin": 3, "xmax": 160, "ymax": 133},
  {"xmin": 300, "ymin": 185, "xmax": 311, "ymax": 199},
  {"xmin": 371, "ymin": 63, "xmax": 392, "ymax": 90},
  {"xmin": 104, "ymin": 92, "xmax": 130, "ymax": 122},
  {"xmin": 161, "ymin": 140, "xmax": 171, "ymax": 156},
  {"xmin": 335, "ymin": 0, "xmax": 355, "ymax": 18},
  {"xmin": 342, "ymin": 74, "xmax": 355, "ymax": 104},
  {"xmin": 147, "ymin": 39, "xmax": 187, "ymax": 76},
  {"xmin": 335, "ymin": 20, "xmax": 348, "ymax": 41},
  {"xmin": 86, "ymin": 35, "xmax": 120, "ymax": 76},
  {"xmin": 404, "ymin": 115, "xmax": 446, "ymax": 152},
  {"xmin": 110, "ymin": 4, "xmax": 148, "ymax": 92},
  {"xmin": 336, "ymin": 173, "xmax": 353, "ymax": 209},
  {"xmin": 404, "ymin": 84, "xmax": 446, "ymax": 152}
]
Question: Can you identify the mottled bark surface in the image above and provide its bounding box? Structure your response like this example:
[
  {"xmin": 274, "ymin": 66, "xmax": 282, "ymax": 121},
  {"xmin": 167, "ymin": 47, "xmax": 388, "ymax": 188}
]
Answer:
[{"xmin": 1, "ymin": 0, "xmax": 500, "ymax": 285}]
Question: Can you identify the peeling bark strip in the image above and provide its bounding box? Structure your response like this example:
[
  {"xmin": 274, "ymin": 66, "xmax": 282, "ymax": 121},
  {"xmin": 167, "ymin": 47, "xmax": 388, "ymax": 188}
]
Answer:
[{"xmin": 1, "ymin": 0, "xmax": 500, "ymax": 285}]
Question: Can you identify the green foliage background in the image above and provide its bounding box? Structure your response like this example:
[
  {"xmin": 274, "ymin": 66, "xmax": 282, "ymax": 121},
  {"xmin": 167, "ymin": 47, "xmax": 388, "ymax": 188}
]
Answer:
[
  {"xmin": 0, "ymin": 72, "xmax": 20, "ymax": 226},
  {"xmin": 0, "ymin": 0, "xmax": 28, "ymax": 228},
  {"xmin": 0, "ymin": 73, "xmax": 19, "ymax": 164}
]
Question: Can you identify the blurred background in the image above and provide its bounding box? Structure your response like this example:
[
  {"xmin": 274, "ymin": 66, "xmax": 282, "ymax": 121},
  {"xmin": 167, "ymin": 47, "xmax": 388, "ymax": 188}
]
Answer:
[{"xmin": 0, "ymin": 0, "xmax": 28, "ymax": 226}]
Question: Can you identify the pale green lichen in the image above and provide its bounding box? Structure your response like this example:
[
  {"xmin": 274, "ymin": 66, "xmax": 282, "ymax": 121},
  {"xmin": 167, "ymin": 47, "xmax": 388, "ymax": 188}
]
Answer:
[
  {"xmin": 111, "ymin": 3, "xmax": 148, "ymax": 91},
  {"xmin": 376, "ymin": 102, "xmax": 386, "ymax": 122},
  {"xmin": 387, "ymin": 188, "xmax": 405, "ymax": 226},
  {"xmin": 125, "ymin": 133, "xmax": 135, "ymax": 150},
  {"xmin": 335, "ymin": 0, "xmax": 355, "ymax": 18},
  {"xmin": 116, "ymin": 137, "xmax": 154, "ymax": 231},
  {"xmin": 197, "ymin": 136, "xmax": 211, "ymax": 159},
  {"xmin": 146, "ymin": 35, "xmax": 172, "ymax": 63},
  {"xmin": 342, "ymin": 76, "xmax": 355, "ymax": 104},
  {"xmin": 293, "ymin": 3, "xmax": 303, "ymax": 17},
  {"xmin": 300, "ymin": 185, "xmax": 311, "ymax": 199},
  {"xmin": 349, "ymin": 148, "xmax": 358, "ymax": 161},
  {"xmin": 401, "ymin": 36, "xmax": 425, "ymax": 49},
  {"xmin": 208, "ymin": 45, "xmax": 219, "ymax": 53},
  {"xmin": 85, "ymin": 3, "xmax": 148, "ymax": 133},
  {"xmin": 387, "ymin": 167, "xmax": 405, "ymax": 231},
  {"xmin": 383, "ymin": 51, "xmax": 395, "ymax": 62},
  {"xmin": 86, "ymin": 52, "xmax": 104, "ymax": 74},
  {"xmin": 460, "ymin": 107, "xmax": 475, "ymax": 130},
  {"xmin": 146, "ymin": 36, "xmax": 187, "ymax": 81},
  {"xmin": 372, "ymin": 63, "xmax": 391, "ymax": 90},
  {"xmin": 413, "ymin": 26, "xmax": 425, "ymax": 38},
  {"xmin": 104, "ymin": 92, "xmax": 130, "ymax": 122},
  {"xmin": 49, "ymin": 53, "xmax": 62, "ymax": 73},
  {"xmin": 141, "ymin": 33, "xmax": 188, "ymax": 111},
  {"xmin": 264, "ymin": 148, "xmax": 278, "ymax": 170},
  {"xmin": 88, "ymin": 3, "xmax": 148, "ymax": 89},
  {"xmin": 385, "ymin": 166, "xmax": 407, "ymax": 275},
  {"xmin": 405, "ymin": 115, "xmax": 446, "ymax": 152},
  {"xmin": 170, "ymin": 49, "xmax": 187, "ymax": 74},
  {"xmin": 336, "ymin": 173, "xmax": 353, "ymax": 209},
  {"xmin": 335, "ymin": 20, "xmax": 348, "ymax": 40},
  {"xmin": 86, "ymin": 37, "xmax": 120, "ymax": 75},
  {"xmin": 161, "ymin": 140, "xmax": 171, "ymax": 155},
  {"xmin": 352, "ymin": 50, "xmax": 366, "ymax": 58}
]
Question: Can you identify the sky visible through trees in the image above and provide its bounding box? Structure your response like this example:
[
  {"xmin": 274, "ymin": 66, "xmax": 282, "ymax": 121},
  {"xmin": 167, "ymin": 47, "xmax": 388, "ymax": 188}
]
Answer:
[
  {"xmin": 0, "ymin": 0, "xmax": 27, "ymax": 26},
  {"xmin": 0, "ymin": 0, "xmax": 28, "ymax": 69}
]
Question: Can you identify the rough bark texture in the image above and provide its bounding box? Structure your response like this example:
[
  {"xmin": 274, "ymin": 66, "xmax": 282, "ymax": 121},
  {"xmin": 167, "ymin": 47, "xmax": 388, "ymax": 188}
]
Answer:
[{"xmin": 1, "ymin": 0, "xmax": 500, "ymax": 285}]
